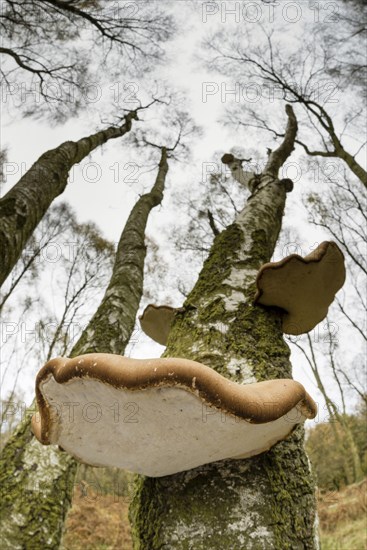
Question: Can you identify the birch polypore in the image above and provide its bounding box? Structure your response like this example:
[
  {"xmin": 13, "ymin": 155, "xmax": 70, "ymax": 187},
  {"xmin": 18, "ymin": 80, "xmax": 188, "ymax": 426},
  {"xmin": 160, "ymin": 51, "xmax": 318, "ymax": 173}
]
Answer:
[
  {"xmin": 139, "ymin": 304, "xmax": 183, "ymax": 345},
  {"xmin": 255, "ymin": 241, "xmax": 346, "ymax": 335},
  {"xmin": 32, "ymin": 353, "xmax": 317, "ymax": 477}
]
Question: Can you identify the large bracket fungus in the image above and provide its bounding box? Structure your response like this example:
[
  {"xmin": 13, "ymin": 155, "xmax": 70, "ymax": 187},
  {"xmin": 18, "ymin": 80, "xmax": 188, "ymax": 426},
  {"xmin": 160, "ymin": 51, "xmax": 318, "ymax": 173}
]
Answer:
[
  {"xmin": 139, "ymin": 304, "xmax": 182, "ymax": 345},
  {"xmin": 254, "ymin": 241, "xmax": 346, "ymax": 335},
  {"xmin": 32, "ymin": 353, "xmax": 317, "ymax": 477}
]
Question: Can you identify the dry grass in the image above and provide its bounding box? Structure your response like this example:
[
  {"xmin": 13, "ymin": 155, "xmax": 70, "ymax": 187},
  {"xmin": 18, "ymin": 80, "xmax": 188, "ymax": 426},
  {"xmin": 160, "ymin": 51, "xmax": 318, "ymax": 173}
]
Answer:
[
  {"xmin": 62, "ymin": 479, "xmax": 367, "ymax": 549},
  {"xmin": 62, "ymin": 483, "xmax": 132, "ymax": 550},
  {"xmin": 318, "ymin": 479, "xmax": 367, "ymax": 550}
]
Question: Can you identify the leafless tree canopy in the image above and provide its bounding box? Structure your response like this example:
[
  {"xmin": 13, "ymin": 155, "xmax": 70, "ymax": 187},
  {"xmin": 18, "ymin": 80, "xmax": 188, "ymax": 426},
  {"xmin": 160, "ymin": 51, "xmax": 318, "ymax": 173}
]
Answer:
[{"xmin": 0, "ymin": 0, "xmax": 173, "ymax": 119}]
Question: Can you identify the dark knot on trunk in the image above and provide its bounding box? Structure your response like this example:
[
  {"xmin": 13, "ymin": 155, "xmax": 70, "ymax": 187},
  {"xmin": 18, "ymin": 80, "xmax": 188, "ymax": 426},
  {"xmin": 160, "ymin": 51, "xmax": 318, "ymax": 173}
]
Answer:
[{"xmin": 279, "ymin": 178, "xmax": 294, "ymax": 193}]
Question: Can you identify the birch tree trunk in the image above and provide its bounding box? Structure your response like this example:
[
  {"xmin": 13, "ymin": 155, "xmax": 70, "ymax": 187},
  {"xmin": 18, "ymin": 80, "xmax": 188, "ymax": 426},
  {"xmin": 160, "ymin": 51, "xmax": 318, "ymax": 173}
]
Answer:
[
  {"xmin": 0, "ymin": 148, "xmax": 169, "ymax": 549},
  {"xmin": 130, "ymin": 107, "xmax": 318, "ymax": 549},
  {"xmin": 0, "ymin": 111, "xmax": 137, "ymax": 287}
]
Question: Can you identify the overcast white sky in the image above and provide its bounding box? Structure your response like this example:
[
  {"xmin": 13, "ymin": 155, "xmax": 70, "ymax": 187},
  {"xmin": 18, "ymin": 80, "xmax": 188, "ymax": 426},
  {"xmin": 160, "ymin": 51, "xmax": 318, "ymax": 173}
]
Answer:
[{"xmin": 1, "ymin": 1, "xmax": 365, "ymax": 425}]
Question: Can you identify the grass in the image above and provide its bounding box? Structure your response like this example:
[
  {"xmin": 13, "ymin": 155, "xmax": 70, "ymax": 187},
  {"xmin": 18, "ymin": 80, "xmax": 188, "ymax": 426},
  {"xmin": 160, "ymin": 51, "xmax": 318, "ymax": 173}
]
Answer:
[
  {"xmin": 61, "ymin": 483, "xmax": 132, "ymax": 550},
  {"xmin": 318, "ymin": 479, "xmax": 367, "ymax": 550},
  {"xmin": 62, "ymin": 478, "xmax": 367, "ymax": 549},
  {"xmin": 321, "ymin": 517, "xmax": 366, "ymax": 550}
]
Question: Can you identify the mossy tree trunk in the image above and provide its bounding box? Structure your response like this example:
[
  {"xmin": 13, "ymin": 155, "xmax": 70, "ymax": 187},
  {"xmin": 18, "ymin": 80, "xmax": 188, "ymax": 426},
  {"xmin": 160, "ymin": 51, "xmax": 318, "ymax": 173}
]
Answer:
[
  {"xmin": 0, "ymin": 148, "xmax": 169, "ymax": 549},
  {"xmin": 0, "ymin": 111, "xmax": 137, "ymax": 287},
  {"xmin": 130, "ymin": 107, "xmax": 318, "ymax": 549}
]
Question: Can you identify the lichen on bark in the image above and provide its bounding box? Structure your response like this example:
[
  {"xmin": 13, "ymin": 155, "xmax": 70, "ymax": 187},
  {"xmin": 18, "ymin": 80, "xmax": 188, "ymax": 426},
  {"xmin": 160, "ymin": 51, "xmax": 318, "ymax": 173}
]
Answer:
[{"xmin": 0, "ymin": 410, "xmax": 77, "ymax": 549}]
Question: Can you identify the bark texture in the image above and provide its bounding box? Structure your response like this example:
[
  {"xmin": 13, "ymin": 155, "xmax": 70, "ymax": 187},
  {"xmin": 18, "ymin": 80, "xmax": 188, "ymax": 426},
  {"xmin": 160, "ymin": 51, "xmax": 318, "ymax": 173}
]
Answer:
[
  {"xmin": 130, "ymin": 107, "xmax": 318, "ymax": 549},
  {"xmin": 0, "ymin": 149, "xmax": 169, "ymax": 549},
  {"xmin": 0, "ymin": 112, "xmax": 137, "ymax": 287},
  {"xmin": 73, "ymin": 147, "xmax": 168, "ymax": 356}
]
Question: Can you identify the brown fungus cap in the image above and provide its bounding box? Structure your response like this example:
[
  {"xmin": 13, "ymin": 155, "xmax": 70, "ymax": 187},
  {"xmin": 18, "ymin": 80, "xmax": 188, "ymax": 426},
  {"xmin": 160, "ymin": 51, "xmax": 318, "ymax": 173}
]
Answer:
[
  {"xmin": 32, "ymin": 353, "xmax": 317, "ymax": 477},
  {"xmin": 254, "ymin": 241, "xmax": 346, "ymax": 335},
  {"xmin": 139, "ymin": 304, "xmax": 182, "ymax": 345}
]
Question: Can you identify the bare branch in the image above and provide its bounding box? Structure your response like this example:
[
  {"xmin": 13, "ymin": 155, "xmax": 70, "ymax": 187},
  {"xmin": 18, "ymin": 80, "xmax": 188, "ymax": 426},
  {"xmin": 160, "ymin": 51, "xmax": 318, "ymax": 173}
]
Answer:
[{"xmin": 264, "ymin": 104, "xmax": 298, "ymax": 176}]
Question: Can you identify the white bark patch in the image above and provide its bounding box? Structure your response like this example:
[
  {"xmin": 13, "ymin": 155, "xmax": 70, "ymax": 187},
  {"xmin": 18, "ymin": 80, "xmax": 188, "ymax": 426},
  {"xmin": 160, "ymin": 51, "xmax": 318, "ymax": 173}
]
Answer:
[
  {"xmin": 162, "ymin": 462, "xmax": 275, "ymax": 549},
  {"xmin": 313, "ymin": 510, "xmax": 320, "ymax": 550},
  {"xmin": 208, "ymin": 321, "xmax": 229, "ymax": 334},
  {"xmin": 108, "ymin": 311, "xmax": 120, "ymax": 324},
  {"xmin": 227, "ymin": 160, "xmax": 254, "ymax": 191},
  {"xmin": 1, "ymin": 438, "xmax": 72, "ymax": 550},
  {"xmin": 226, "ymin": 358, "xmax": 256, "ymax": 383},
  {"xmin": 221, "ymin": 290, "xmax": 246, "ymax": 312},
  {"xmin": 222, "ymin": 269, "xmax": 257, "ymax": 290},
  {"xmin": 0, "ymin": 440, "xmax": 73, "ymax": 548},
  {"xmin": 166, "ymin": 519, "xmax": 207, "ymax": 545},
  {"xmin": 23, "ymin": 438, "xmax": 70, "ymax": 493},
  {"xmin": 227, "ymin": 481, "xmax": 275, "ymax": 548}
]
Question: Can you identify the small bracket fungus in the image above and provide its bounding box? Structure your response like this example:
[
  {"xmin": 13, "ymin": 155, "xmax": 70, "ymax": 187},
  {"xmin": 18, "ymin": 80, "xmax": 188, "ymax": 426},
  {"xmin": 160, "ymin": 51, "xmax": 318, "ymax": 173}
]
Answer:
[
  {"xmin": 139, "ymin": 304, "xmax": 182, "ymax": 345},
  {"xmin": 32, "ymin": 353, "xmax": 317, "ymax": 477},
  {"xmin": 254, "ymin": 241, "xmax": 346, "ymax": 335}
]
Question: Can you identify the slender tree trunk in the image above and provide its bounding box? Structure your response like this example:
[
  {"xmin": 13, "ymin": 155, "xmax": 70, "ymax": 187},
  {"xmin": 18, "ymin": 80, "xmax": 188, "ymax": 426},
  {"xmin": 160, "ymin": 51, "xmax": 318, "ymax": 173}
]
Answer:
[
  {"xmin": 296, "ymin": 337, "xmax": 364, "ymax": 485},
  {"xmin": 0, "ymin": 112, "xmax": 137, "ymax": 287},
  {"xmin": 130, "ymin": 107, "xmax": 318, "ymax": 549},
  {"xmin": 342, "ymin": 423, "xmax": 364, "ymax": 482},
  {"xmin": 0, "ymin": 148, "xmax": 168, "ymax": 549}
]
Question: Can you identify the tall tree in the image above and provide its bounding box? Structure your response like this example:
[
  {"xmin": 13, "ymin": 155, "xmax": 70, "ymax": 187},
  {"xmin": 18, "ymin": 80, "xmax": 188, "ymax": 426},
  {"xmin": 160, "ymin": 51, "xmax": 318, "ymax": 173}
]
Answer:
[
  {"xmin": 130, "ymin": 105, "xmax": 318, "ymax": 548},
  {"xmin": 209, "ymin": 24, "xmax": 366, "ymax": 187},
  {"xmin": 0, "ymin": 202, "xmax": 114, "ymax": 439},
  {"xmin": 0, "ymin": 109, "xmax": 138, "ymax": 287},
  {"xmin": 0, "ymin": 147, "xmax": 169, "ymax": 548},
  {"xmin": 0, "ymin": 202, "xmax": 99, "ymax": 312},
  {"xmin": 293, "ymin": 332, "xmax": 364, "ymax": 485},
  {"xmin": 306, "ymin": 399, "xmax": 367, "ymax": 490},
  {"xmin": 289, "ymin": 172, "xmax": 366, "ymax": 486}
]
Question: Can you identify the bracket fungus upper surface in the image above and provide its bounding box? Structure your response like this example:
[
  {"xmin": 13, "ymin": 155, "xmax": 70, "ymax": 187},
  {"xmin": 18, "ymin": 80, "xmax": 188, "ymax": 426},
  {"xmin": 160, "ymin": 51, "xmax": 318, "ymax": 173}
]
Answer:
[
  {"xmin": 254, "ymin": 241, "xmax": 346, "ymax": 335},
  {"xmin": 32, "ymin": 353, "xmax": 317, "ymax": 477},
  {"xmin": 139, "ymin": 304, "xmax": 182, "ymax": 345}
]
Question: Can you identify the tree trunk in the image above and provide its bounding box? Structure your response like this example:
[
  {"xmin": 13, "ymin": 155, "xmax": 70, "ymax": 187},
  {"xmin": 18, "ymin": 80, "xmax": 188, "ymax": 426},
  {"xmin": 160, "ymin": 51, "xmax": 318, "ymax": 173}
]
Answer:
[
  {"xmin": 0, "ymin": 148, "xmax": 169, "ymax": 549},
  {"xmin": 130, "ymin": 107, "xmax": 318, "ymax": 549},
  {"xmin": 296, "ymin": 337, "xmax": 364, "ymax": 485},
  {"xmin": 0, "ymin": 112, "xmax": 137, "ymax": 287}
]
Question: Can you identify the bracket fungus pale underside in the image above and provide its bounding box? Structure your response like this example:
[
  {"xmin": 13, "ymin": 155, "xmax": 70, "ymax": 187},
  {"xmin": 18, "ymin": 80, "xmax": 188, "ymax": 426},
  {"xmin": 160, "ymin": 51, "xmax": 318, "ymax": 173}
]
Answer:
[
  {"xmin": 32, "ymin": 353, "xmax": 317, "ymax": 477},
  {"xmin": 139, "ymin": 304, "xmax": 182, "ymax": 346},
  {"xmin": 254, "ymin": 241, "xmax": 346, "ymax": 335}
]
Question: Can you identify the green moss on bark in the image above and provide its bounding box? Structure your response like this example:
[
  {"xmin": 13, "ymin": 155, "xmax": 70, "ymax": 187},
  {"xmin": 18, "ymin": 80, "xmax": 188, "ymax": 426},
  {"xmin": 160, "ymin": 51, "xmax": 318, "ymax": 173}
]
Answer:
[
  {"xmin": 188, "ymin": 223, "xmax": 244, "ymax": 305},
  {"xmin": 261, "ymin": 427, "xmax": 317, "ymax": 549},
  {"xmin": 0, "ymin": 413, "xmax": 77, "ymax": 549}
]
